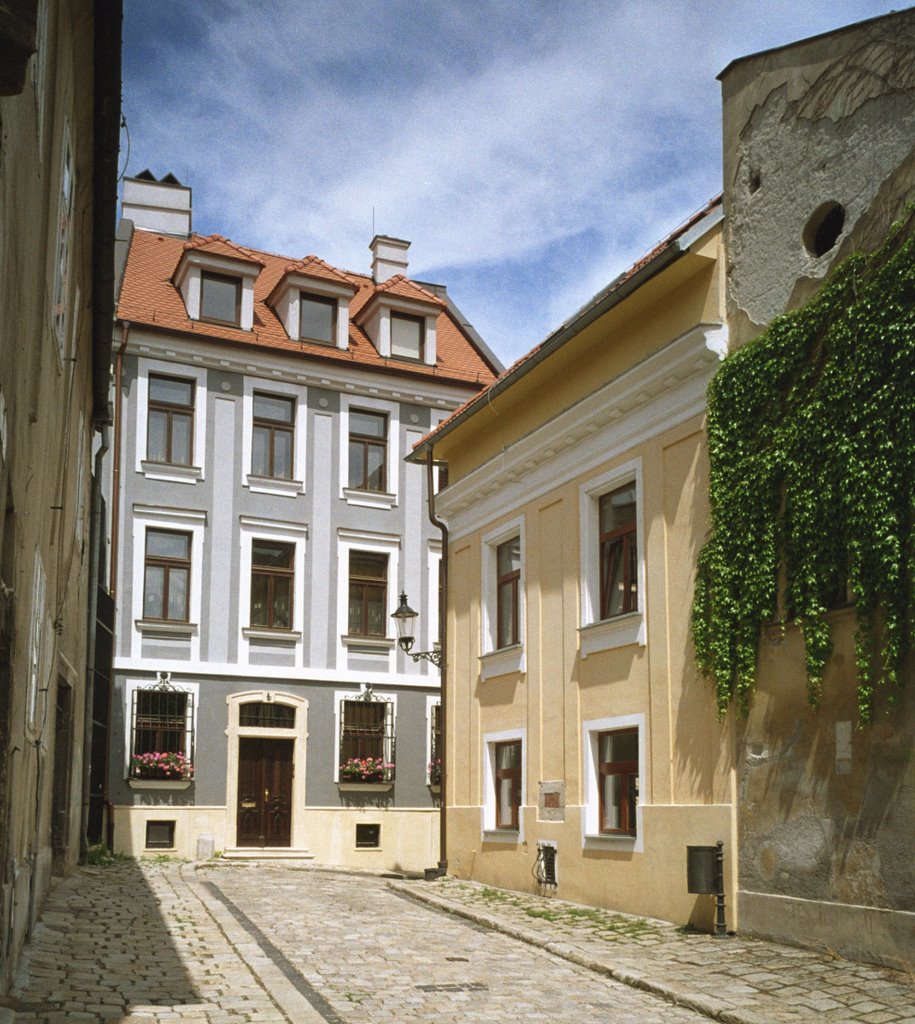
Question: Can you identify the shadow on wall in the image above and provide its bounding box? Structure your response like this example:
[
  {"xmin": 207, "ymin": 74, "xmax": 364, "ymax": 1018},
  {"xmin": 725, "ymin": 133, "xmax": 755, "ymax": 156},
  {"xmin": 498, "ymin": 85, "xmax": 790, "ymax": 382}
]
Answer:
[{"xmin": 12, "ymin": 859, "xmax": 200, "ymax": 1013}]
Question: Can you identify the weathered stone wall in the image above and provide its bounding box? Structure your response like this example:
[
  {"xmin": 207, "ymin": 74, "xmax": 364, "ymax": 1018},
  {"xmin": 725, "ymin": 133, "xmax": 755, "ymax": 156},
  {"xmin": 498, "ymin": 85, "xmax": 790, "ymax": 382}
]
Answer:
[{"xmin": 720, "ymin": 9, "xmax": 915, "ymax": 967}]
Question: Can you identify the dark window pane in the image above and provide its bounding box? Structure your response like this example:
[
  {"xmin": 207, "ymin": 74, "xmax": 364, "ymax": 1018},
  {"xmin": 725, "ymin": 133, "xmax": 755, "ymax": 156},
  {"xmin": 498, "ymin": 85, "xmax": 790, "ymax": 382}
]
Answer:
[
  {"xmin": 171, "ymin": 413, "xmax": 192, "ymax": 465},
  {"xmin": 600, "ymin": 484, "xmax": 636, "ymax": 534},
  {"xmin": 150, "ymin": 376, "xmax": 193, "ymax": 407},
  {"xmin": 350, "ymin": 551, "xmax": 386, "ymax": 579},
  {"xmin": 201, "ymin": 273, "xmax": 240, "ymax": 323},
  {"xmin": 300, "ymin": 294, "xmax": 335, "ymax": 343},
  {"xmin": 272, "ymin": 577, "xmax": 292, "ymax": 628},
  {"xmin": 252, "ymin": 426, "xmax": 270, "ymax": 476},
  {"xmin": 253, "ymin": 541, "xmax": 294, "ymax": 568},
  {"xmin": 365, "ymin": 445, "xmax": 385, "ymax": 491},
  {"xmin": 351, "ymin": 410, "xmax": 386, "ymax": 439},
  {"xmin": 254, "ymin": 394, "xmax": 294, "ymax": 424},
  {"xmin": 497, "ymin": 538, "xmax": 521, "ymax": 576},
  {"xmin": 239, "ymin": 702, "xmax": 296, "ymax": 728},
  {"xmin": 273, "ymin": 430, "xmax": 293, "ymax": 479},
  {"xmin": 147, "ymin": 531, "xmax": 189, "ymax": 560},
  {"xmin": 147, "ymin": 410, "xmax": 168, "ymax": 461},
  {"xmin": 167, "ymin": 568, "xmax": 188, "ymax": 620},
  {"xmin": 143, "ymin": 566, "xmax": 164, "ymax": 618}
]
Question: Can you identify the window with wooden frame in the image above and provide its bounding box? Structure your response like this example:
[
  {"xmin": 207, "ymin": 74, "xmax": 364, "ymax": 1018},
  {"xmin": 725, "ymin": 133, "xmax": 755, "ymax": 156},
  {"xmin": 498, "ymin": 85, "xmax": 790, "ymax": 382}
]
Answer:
[
  {"xmin": 390, "ymin": 312, "xmax": 425, "ymax": 361},
  {"xmin": 252, "ymin": 392, "xmax": 294, "ymax": 479},
  {"xmin": 300, "ymin": 292, "xmax": 336, "ymax": 344},
  {"xmin": 429, "ymin": 703, "xmax": 442, "ymax": 785},
  {"xmin": 143, "ymin": 529, "xmax": 191, "ymax": 622},
  {"xmin": 347, "ymin": 551, "xmax": 387, "ymax": 636},
  {"xmin": 348, "ymin": 409, "xmax": 388, "ymax": 492},
  {"xmin": 200, "ymin": 270, "xmax": 241, "ymax": 326},
  {"xmin": 147, "ymin": 374, "xmax": 195, "ymax": 466},
  {"xmin": 599, "ymin": 483, "xmax": 638, "ymax": 619},
  {"xmin": 598, "ymin": 728, "xmax": 638, "ymax": 836},
  {"xmin": 339, "ymin": 697, "xmax": 395, "ymax": 779},
  {"xmin": 496, "ymin": 537, "xmax": 521, "ymax": 649},
  {"xmin": 239, "ymin": 701, "xmax": 296, "ymax": 728},
  {"xmin": 495, "ymin": 740, "xmax": 522, "ymax": 830},
  {"xmin": 130, "ymin": 685, "xmax": 194, "ymax": 779},
  {"xmin": 250, "ymin": 539, "xmax": 294, "ymax": 629}
]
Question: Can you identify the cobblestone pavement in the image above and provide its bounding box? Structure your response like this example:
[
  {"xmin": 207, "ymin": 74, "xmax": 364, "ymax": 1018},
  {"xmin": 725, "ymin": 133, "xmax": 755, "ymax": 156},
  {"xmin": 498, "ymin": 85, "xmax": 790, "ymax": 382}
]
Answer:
[
  {"xmin": 392, "ymin": 876, "xmax": 915, "ymax": 1024},
  {"xmin": 4, "ymin": 861, "xmax": 913, "ymax": 1024}
]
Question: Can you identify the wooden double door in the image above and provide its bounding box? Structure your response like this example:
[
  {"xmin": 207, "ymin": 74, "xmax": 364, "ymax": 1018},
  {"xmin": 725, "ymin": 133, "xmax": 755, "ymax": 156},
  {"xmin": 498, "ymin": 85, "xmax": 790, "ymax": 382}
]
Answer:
[{"xmin": 236, "ymin": 737, "xmax": 293, "ymax": 847}]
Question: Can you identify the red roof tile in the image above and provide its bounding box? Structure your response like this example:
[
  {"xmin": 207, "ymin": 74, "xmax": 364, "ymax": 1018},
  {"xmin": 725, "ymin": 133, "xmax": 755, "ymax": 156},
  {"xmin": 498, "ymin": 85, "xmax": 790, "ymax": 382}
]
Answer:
[{"xmin": 118, "ymin": 231, "xmax": 499, "ymax": 389}]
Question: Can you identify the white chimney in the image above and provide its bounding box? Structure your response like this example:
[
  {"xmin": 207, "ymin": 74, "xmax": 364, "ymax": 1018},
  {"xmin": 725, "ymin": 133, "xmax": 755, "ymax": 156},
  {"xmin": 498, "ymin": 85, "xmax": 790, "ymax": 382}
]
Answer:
[
  {"xmin": 370, "ymin": 235, "xmax": 410, "ymax": 283},
  {"xmin": 122, "ymin": 171, "xmax": 192, "ymax": 236}
]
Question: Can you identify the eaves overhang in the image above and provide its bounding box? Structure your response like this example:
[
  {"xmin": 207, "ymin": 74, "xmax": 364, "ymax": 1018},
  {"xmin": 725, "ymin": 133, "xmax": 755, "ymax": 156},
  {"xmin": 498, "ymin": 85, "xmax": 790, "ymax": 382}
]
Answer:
[{"xmin": 408, "ymin": 197, "xmax": 723, "ymax": 465}]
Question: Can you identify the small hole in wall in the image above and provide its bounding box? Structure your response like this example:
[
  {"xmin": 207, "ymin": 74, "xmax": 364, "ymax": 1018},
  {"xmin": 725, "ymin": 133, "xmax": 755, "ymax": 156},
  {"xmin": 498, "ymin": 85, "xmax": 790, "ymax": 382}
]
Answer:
[
  {"xmin": 803, "ymin": 201, "xmax": 845, "ymax": 258},
  {"xmin": 748, "ymin": 169, "xmax": 761, "ymax": 194}
]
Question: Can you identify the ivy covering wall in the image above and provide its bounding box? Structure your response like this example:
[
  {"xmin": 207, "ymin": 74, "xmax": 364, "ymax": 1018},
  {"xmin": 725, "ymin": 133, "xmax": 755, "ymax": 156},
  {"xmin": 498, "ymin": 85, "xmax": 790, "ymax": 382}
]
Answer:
[{"xmin": 692, "ymin": 206, "xmax": 915, "ymax": 723}]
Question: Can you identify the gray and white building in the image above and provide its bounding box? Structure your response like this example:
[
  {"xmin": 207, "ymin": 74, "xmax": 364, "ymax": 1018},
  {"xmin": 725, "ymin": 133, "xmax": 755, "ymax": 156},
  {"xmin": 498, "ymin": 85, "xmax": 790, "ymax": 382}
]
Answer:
[{"xmin": 107, "ymin": 173, "xmax": 500, "ymax": 868}]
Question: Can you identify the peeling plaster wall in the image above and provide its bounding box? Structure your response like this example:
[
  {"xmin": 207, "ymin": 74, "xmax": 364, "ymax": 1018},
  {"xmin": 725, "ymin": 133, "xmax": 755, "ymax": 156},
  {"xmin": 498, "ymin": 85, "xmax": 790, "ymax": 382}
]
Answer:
[
  {"xmin": 721, "ymin": 9, "xmax": 915, "ymax": 348},
  {"xmin": 719, "ymin": 9, "xmax": 915, "ymax": 967}
]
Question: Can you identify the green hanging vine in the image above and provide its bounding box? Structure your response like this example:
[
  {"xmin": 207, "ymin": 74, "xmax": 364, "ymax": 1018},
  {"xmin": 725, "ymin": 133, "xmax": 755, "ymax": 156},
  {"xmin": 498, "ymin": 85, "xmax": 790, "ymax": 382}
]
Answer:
[{"xmin": 692, "ymin": 204, "xmax": 915, "ymax": 723}]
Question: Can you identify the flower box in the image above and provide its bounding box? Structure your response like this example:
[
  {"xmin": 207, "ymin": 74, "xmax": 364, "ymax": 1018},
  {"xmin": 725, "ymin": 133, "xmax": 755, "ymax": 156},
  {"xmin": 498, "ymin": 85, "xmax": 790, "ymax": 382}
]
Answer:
[
  {"xmin": 338, "ymin": 757, "xmax": 394, "ymax": 784},
  {"xmin": 129, "ymin": 751, "xmax": 194, "ymax": 782}
]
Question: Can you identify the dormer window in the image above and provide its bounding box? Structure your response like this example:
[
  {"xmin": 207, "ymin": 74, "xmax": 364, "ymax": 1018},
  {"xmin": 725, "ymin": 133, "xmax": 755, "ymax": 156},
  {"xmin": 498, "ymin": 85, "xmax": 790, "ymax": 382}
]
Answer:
[
  {"xmin": 200, "ymin": 271, "xmax": 241, "ymax": 326},
  {"xmin": 300, "ymin": 291, "xmax": 337, "ymax": 345},
  {"xmin": 391, "ymin": 312, "xmax": 425, "ymax": 361}
]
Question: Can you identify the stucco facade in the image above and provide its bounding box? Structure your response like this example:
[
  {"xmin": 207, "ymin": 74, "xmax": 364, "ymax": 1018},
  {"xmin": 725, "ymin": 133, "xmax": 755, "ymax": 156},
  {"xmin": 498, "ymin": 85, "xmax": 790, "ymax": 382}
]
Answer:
[
  {"xmin": 415, "ymin": 204, "xmax": 737, "ymax": 928},
  {"xmin": 108, "ymin": 177, "xmax": 499, "ymax": 871},
  {"xmin": 0, "ymin": 0, "xmax": 120, "ymax": 993},
  {"xmin": 719, "ymin": 9, "xmax": 915, "ymax": 966}
]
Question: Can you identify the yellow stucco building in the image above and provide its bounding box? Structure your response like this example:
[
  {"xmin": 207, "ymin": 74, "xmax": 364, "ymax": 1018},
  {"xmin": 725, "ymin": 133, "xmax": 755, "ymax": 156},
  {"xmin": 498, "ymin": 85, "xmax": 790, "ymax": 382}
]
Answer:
[{"xmin": 412, "ymin": 199, "xmax": 736, "ymax": 928}]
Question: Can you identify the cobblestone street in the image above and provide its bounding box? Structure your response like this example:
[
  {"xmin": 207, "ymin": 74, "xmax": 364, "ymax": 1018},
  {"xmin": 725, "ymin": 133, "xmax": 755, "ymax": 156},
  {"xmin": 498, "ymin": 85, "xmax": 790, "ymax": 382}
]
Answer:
[{"xmin": 2, "ymin": 861, "xmax": 913, "ymax": 1024}]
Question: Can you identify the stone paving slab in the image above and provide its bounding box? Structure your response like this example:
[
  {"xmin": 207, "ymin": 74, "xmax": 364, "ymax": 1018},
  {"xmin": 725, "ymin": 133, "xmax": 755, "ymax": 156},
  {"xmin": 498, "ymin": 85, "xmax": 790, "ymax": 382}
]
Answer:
[{"xmin": 389, "ymin": 876, "xmax": 915, "ymax": 1024}]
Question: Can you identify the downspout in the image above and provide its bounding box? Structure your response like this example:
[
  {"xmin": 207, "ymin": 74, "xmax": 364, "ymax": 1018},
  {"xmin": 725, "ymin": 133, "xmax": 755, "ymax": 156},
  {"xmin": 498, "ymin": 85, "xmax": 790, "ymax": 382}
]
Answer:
[
  {"xmin": 80, "ymin": 424, "xmax": 109, "ymax": 860},
  {"xmin": 105, "ymin": 322, "xmax": 129, "ymax": 848},
  {"xmin": 426, "ymin": 449, "xmax": 448, "ymax": 876}
]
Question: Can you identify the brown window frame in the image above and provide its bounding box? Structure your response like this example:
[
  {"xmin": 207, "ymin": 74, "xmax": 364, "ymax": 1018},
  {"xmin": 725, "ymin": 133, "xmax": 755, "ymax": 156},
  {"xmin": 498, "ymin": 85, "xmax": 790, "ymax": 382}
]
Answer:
[
  {"xmin": 200, "ymin": 270, "xmax": 242, "ymax": 326},
  {"xmin": 252, "ymin": 392, "xmax": 295, "ymax": 479},
  {"xmin": 390, "ymin": 311, "xmax": 425, "ymax": 361},
  {"xmin": 147, "ymin": 374, "xmax": 195, "ymax": 466},
  {"xmin": 340, "ymin": 698, "xmax": 395, "ymax": 772},
  {"xmin": 347, "ymin": 551, "xmax": 388, "ymax": 637},
  {"xmin": 496, "ymin": 537, "xmax": 520, "ymax": 649},
  {"xmin": 143, "ymin": 529, "xmax": 191, "ymax": 622},
  {"xmin": 495, "ymin": 739, "xmax": 522, "ymax": 830},
  {"xmin": 299, "ymin": 291, "xmax": 337, "ymax": 344},
  {"xmin": 348, "ymin": 409, "xmax": 388, "ymax": 492},
  {"xmin": 599, "ymin": 484, "xmax": 638, "ymax": 619},
  {"xmin": 597, "ymin": 727, "xmax": 638, "ymax": 836},
  {"xmin": 130, "ymin": 687, "xmax": 194, "ymax": 775},
  {"xmin": 250, "ymin": 539, "xmax": 295, "ymax": 630}
]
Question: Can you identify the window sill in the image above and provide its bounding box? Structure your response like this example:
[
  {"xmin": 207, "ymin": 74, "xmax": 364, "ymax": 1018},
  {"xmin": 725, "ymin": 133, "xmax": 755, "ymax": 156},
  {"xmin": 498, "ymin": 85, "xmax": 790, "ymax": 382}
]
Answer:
[
  {"xmin": 482, "ymin": 829, "xmax": 521, "ymax": 844},
  {"xmin": 128, "ymin": 779, "xmax": 192, "ymax": 791},
  {"xmin": 480, "ymin": 644, "xmax": 525, "ymax": 680},
  {"xmin": 338, "ymin": 782, "xmax": 394, "ymax": 793},
  {"xmin": 582, "ymin": 832, "xmax": 637, "ymax": 850},
  {"xmin": 579, "ymin": 612, "xmax": 645, "ymax": 657},
  {"xmin": 136, "ymin": 620, "xmax": 198, "ymax": 639},
  {"xmin": 243, "ymin": 627, "xmax": 302, "ymax": 645},
  {"xmin": 342, "ymin": 634, "xmax": 396, "ymax": 653},
  {"xmin": 141, "ymin": 461, "xmax": 202, "ymax": 485},
  {"xmin": 342, "ymin": 487, "xmax": 397, "ymax": 510},
  {"xmin": 245, "ymin": 474, "xmax": 303, "ymax": 498}
]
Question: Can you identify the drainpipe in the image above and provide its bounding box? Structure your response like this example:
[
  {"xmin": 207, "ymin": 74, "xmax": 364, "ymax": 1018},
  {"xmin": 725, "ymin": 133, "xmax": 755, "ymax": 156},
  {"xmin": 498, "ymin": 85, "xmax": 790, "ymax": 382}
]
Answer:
[
  {"xmin": 104, "ymin": 322, "xmax": 129, "ymax": 848},
  {"xmin": 426, "ymin": 449, "xmax": 448, "ymax": 876},
  {"xmin": 80, "ymin": 424, "xmax": 109, "ymax": 860}
]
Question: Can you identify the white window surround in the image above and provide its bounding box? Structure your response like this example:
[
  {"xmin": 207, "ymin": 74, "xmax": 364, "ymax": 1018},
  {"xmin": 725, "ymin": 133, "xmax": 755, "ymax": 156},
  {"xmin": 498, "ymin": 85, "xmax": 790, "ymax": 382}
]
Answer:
[
  {"xmin": 482, "ymin": 727, "xmax": 526, "ymax": 842},
  {"xmin": 174, "ymin": 251, "xmax": 259, "ymax": 331},
  {"xmin": 480, "ymin": 517, "xmax": 526, "ymax": 679},
  {"xmin": 26, "ymin": 552, "xmax": 48, "ymax": 737},
  {"xmin": 123, "ymin": 677, "xmax": 199, "ymax": 778},
  {"xmin": 241, "ymin": 377, "xmax": 308, "ymax": 496},
  {"xmin": 581, "ymin": 713, "xmax": 645, "ymax": 853},
  {"xmin": 356, "ymin": 296, "xmax": 438, "ymax": 367},
  {"xmin": 135, "ymin": 358, "xmax": 208, "ymax": 482},
  {"xmin": 338, "ymin": 394, "xmax": 400, "ymax": 507},
  {"xmin": 336, "ymin": 529, "xmax": 401, "ymax": 666},
  {"xmin": 238, "ymin": 517, "xmax": 308, "ymax": 662},
  {"xmin": 426, "ymin": 542, "xmax": 443, "ymax": 659},
  {"xmin": 579, "ymin": 458, "xmax": 646, "ymax": 655},
  {"xmin": 270, "ymin": 275, "xmax": 353, "ymax": 351},
  {"xmin": 131, "ymin": 506, "xmax": 206, "ymax": 660},
  {"xmin": 332, "ymin": 685, "xmax": 397, "ymax": 783}
]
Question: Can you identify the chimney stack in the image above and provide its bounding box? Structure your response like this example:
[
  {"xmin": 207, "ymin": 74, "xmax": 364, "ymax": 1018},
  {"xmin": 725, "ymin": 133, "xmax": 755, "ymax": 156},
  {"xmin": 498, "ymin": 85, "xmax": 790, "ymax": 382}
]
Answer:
[
  {"xmin": 122, "ymin": 170, "xmax": 192, "ymax": 236},
  {"xmin": 370, "ymin": 235, "xmax": 410, "ymax": 283}
]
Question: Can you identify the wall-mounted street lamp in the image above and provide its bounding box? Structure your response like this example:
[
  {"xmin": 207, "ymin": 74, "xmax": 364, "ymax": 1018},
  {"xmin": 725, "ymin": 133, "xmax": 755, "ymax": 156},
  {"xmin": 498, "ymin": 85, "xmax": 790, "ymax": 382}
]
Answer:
[{"xmin": 392, "ymin": 592, "xmax": 443, "ymax": 667}]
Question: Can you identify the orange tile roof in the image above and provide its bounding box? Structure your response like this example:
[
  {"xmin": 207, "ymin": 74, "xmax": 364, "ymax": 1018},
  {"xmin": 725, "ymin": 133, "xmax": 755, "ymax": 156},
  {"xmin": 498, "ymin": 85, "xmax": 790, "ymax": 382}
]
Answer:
[
  {"xmin": 118, "ymin": 230, "xmax": 499, "ymax": 389},
  {"xmin": 372, "ymin": 274, "xmax": 445, "ymax": 307}
]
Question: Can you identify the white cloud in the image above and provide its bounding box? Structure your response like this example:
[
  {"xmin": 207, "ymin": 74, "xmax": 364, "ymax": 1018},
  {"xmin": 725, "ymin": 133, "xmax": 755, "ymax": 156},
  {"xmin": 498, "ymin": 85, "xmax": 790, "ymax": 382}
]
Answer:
[{"xmin": 122, "ymin": 0, "xmax": 898, "ymax": 366}]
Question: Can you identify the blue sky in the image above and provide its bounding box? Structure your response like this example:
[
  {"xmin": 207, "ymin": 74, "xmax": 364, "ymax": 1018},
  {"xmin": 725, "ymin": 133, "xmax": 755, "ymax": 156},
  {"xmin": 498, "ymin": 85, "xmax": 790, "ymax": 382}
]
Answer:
[{"xmin": 121, "ymin": 0, "xmax": 901, "ymax": 368}]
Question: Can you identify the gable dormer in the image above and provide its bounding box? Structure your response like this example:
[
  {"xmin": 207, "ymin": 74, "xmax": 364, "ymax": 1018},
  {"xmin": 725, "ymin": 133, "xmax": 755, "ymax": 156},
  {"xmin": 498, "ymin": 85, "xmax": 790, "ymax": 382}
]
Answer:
[
  {"xmin": 355, "ymin": 275, "xmax": 445, "ymax": 367},
  {"xmin": 267, "ymin": 256, "xmax": 357, "ymax": 350},
  {"xmin": 173, "ymin": 235, "xmax": 264, "ymax": 331}
]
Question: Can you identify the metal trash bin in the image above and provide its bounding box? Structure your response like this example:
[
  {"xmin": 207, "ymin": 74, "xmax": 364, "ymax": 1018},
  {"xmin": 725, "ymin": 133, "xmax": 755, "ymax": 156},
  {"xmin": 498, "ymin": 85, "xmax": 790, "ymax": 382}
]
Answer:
[{"xmin": 687, "ymin": 845, "xmax": 718, "ymax": 894}]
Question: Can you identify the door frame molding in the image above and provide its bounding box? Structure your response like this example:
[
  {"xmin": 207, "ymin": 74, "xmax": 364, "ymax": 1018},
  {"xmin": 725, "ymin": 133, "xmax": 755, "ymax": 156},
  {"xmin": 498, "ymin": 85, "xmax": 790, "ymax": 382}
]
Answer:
[{"xmin": 225, "ymin": 690, "xmax": 308, "ymax": 849}]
